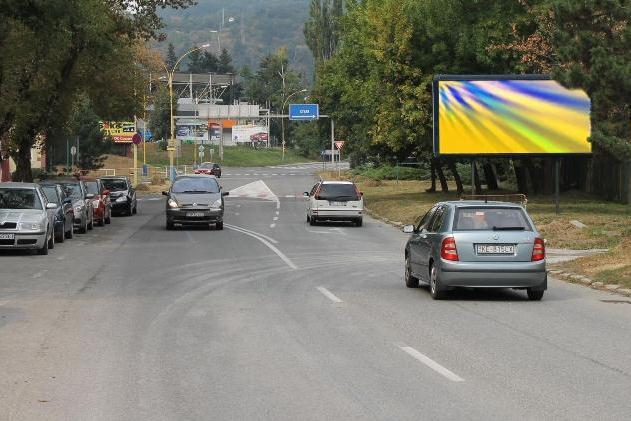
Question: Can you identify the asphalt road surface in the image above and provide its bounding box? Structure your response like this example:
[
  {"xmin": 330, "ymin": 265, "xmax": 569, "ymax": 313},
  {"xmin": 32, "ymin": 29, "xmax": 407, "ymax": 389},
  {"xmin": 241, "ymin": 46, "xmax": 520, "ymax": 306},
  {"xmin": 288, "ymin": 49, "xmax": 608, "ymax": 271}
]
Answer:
[{"xmin": 2, "ymin": 163, "xmax": 631, "ymax": 420}]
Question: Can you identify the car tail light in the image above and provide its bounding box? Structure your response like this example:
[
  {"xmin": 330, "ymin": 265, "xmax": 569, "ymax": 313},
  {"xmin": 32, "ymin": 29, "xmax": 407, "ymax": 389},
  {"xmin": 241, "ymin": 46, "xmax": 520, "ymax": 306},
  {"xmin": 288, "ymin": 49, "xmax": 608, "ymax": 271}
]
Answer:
[
  {"xmin": 440, "ymin": 237, "xmax": 459, "ymax": 261},
  {"xmin": 532, "ymin": 237, "xmax": 545, "ymax": 261}
]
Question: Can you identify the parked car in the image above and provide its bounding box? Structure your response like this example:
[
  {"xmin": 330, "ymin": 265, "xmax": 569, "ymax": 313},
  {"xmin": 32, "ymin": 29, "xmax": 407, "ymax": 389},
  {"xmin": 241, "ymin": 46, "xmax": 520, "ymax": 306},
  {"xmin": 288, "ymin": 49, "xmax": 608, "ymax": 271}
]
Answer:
[
  {"xmin": 194, "ymin": 162, "xmax": 222, "ymax": 178},
  {"xmin": 99, "ymin": 176, "xmax": 137, "ymax": 216},
  {"xmin": 40, "ymin": 182, "xmax": 74, "ymax": 242},
  {"xmin": 0, "ymin": 183, "xmax": 57, "ymax": 255},
  {"xmin": 403, "ymin": 201, "xmax": 547, "ymax": 301},
  {"xmin": 57, "ymin": 179, "xmax": 94, "ymax": 233},
  {"xmin": 304, "ymin": 180, "xmax": 364, "ymax": 226},
  {"xmin": 83, "ymin": 178, "xmax": 112, "ymax": 226},
  {"xmin": 162, "ymin": 174, "xmax": 229, "ymax": 230}
]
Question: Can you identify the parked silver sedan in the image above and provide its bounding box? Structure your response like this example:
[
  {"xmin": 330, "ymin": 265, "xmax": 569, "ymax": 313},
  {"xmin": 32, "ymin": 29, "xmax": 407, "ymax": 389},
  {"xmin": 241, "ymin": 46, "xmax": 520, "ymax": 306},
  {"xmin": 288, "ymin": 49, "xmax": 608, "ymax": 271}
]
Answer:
[
  {"xmin": 0, "ymin": 183, "xmax": 57, "ymax": 255},
  {"xmin": 403, "ymin": 201, "xmax": 546, "ymax": 300}
]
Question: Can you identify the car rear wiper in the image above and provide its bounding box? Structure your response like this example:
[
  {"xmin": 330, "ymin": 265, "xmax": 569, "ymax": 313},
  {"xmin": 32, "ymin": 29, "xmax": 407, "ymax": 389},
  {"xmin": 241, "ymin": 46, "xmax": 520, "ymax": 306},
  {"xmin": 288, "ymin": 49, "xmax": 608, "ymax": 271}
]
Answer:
[
  {"xmin": 179, "ymin": 190, "xmax": 210, "ymax": 193},
  {"xmin": 492, "ymin": 226, "xmax": 525, "ymax": 231}
]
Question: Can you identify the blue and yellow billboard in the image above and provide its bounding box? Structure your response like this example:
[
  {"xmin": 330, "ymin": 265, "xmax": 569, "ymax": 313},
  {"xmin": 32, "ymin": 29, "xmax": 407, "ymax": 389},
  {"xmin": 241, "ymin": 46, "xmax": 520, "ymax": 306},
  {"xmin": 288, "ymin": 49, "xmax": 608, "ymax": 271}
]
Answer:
[{"xmin": 433, "ymin": 76, "xmax": 591, "ymax": 155}]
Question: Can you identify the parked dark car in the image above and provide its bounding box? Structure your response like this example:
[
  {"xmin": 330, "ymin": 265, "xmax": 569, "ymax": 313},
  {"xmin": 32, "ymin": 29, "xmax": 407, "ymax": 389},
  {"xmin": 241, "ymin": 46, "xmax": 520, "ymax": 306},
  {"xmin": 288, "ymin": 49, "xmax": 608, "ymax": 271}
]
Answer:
[
  {"xmin": 194, "ymin": 162, "xmax": 221, "ymax": 178},
  {"xmin": 83, "ymin": 178, "xmax": 112, "ymax": 226},
  {"xmin": 162, "ymin": 175, "xmax": 228, "ymax": 230},
  {"xmin": 99, "ymin": 176, "xmax": 137, "ymax": 216},
  {"xmin": 56, "ymin": 178, "xmax": 94, "ymax": 233},
  {"xmin": 40, "ymin": 182, "xmax": 74, "ymax": 242}
]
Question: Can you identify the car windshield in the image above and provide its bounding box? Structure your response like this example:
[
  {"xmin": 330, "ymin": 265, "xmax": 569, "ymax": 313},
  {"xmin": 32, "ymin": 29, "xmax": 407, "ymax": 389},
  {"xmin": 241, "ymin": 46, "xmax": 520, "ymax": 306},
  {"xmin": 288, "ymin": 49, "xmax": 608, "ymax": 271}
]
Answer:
[
  {"xmin": 41, "ymin": 186, "xmax": 60, "ymax": 204},
  {"xmin": 317, "ymin": 184, "xmax": 359, "ymax": 201},
  {"xmin": 454, "ymin": 207, "xmax": 532, "ymax": 231},
  {"xmin": 61, "ymin": 183, "xmax": 83, "ymax": 200},
  {"xmin": 0, "ymin": 188, "xmax": 43, "ymax": 210},
  {"xmin": 172, "ymin": 177, "xmax": 220, "ymax": 193},
  {"xmin": 85, "ymin": 181, "xmax": 99, "ymax": 195},
  {"xmin": 101, "ymin": 179, "xmax": 127, "ymax": 192}
]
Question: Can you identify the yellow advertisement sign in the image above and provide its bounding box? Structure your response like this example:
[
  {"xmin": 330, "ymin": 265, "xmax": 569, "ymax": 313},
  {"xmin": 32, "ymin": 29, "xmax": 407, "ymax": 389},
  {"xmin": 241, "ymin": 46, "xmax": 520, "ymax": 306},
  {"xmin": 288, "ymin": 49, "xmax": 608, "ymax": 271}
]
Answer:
[{"xmin": 99, "ymin": 121, "xmax": 136, "ymax": 143}]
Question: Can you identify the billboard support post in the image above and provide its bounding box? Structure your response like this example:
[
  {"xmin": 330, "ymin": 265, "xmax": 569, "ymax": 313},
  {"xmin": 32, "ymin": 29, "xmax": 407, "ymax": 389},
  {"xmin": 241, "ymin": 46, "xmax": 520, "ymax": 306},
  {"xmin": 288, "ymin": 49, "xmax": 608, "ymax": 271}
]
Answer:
[
  {"xmin": 471, "ymin": 159, "xmax": 475, "ymax": 195},
  {"xmin": 331, "ymin": 119, "xmax": 335, "ymax": 167},
  {"xmin": 555, "ymin": 158, "xmax": 560, "ymax": 215}
]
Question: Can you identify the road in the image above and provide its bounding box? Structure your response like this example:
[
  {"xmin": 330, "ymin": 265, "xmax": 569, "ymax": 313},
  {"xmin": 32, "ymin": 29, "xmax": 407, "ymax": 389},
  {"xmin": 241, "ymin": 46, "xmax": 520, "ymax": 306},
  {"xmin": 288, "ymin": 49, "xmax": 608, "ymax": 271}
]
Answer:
[{"xmin": 1, "ymin": 163, "xmax": 631, "ymax": 420}]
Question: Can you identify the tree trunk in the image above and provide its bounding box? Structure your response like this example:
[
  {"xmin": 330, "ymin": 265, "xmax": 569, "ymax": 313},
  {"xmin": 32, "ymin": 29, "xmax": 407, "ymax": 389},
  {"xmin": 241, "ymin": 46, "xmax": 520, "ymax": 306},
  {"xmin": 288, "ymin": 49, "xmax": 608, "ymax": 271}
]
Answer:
[
  {"xmin": 472, "ymin": 161, "xmax": 482, "ymax": 194},
  {"xmin": 525, "ymin": 159, "xmax": 541, "ymax": 194},
  {"xmin": 447, "ymin": 160, "xmax": 464, "ymax": 194},
  {"xmin": 436, "ymin": 161, "xmax": 449, "ymax": 192},
  {"xmin": 514, "ymin": 160, "xmax": 529, "ymax": 194},
  {"xmin": 426, "ymin": 157, "xmax": 437, "ymax": 193},
  {"xmin": 542, "ymin": 158, "xmax": 555, "ymax": 195},
  {"xmin": 483, "ymin": 162, "xmax": 499, "ymax": 190},
  {"xmin": 11, "ymin": 144, "xmax": 33, "ymax": 182}
]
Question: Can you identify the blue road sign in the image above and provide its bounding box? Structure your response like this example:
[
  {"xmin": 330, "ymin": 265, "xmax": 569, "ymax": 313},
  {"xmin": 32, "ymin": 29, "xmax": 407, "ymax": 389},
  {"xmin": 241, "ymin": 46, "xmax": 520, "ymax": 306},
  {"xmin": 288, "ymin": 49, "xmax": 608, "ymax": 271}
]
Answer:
[{"xmin": 289, "ymin": 104, "xmax": 319, "ymax": 121}]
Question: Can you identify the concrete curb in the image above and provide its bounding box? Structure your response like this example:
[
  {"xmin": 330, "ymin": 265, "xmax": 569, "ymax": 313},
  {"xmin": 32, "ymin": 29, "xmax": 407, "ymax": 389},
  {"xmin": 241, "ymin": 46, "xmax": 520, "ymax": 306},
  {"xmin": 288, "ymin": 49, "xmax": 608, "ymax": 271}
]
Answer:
[{"xmin": 547, "ymin": 270, "xmax": 630, "ymax": 297}]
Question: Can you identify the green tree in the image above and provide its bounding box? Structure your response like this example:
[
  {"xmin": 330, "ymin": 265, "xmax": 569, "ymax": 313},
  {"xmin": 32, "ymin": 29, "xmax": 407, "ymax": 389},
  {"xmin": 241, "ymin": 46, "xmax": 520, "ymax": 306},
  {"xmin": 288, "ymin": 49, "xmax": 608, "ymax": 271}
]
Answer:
[
  {"xmin": 166, "ymin": 43, "xmax": 178, "ymax": 69},
  {"xmin": 218, "ymin": 49, "xmax": 235, "ymax": 73},
  {"xmin": 149, "ymin": 86, "xmax": 177, "ymax": 142},
  {"xmin": 67, "ymin": 96, "xmax": 115, "ymax": 171}
]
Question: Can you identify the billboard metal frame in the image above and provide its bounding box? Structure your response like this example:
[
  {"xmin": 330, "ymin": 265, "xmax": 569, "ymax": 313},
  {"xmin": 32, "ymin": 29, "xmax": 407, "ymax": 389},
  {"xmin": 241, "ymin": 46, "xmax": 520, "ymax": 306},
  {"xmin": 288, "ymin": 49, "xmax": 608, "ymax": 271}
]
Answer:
[{"xmin": 432, "ymin": 74, "xmax": 592, "ymax": 158}]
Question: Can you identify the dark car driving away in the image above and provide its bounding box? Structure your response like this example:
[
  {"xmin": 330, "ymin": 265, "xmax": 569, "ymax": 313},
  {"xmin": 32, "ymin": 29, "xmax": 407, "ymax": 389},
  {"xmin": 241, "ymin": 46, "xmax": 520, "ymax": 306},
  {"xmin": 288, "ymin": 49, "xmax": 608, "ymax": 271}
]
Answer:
[
  {"xmin": 162, "ymin": 175, "xmax": 229, "ymax": 230},
  {"xmin": 99, "ymin": 176, "xmax": 137, "ymax": 216}
]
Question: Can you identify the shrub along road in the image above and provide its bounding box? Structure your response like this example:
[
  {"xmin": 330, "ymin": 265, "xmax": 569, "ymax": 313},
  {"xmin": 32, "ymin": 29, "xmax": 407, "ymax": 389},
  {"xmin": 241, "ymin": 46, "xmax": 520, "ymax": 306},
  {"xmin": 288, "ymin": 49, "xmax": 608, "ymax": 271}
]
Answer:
[{"xmin": 1, "ymin": 165, "xmax": 631, "ymax": 420}]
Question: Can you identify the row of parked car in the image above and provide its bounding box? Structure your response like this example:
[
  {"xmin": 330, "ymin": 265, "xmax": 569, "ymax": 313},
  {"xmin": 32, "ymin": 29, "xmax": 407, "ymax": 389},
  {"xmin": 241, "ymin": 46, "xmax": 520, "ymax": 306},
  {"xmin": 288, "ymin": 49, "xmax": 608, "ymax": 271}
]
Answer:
[{"xmin": 0, "ymin": 176, "xmax": 138, "ymax": 255}]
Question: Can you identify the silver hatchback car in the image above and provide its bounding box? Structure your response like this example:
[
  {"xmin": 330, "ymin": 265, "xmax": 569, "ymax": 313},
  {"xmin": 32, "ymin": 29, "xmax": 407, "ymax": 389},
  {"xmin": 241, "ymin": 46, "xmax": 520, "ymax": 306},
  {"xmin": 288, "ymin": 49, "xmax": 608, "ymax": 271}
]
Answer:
[{"xmin": 403, "ymin": 201, "xmax": 546, "ymax": 300}]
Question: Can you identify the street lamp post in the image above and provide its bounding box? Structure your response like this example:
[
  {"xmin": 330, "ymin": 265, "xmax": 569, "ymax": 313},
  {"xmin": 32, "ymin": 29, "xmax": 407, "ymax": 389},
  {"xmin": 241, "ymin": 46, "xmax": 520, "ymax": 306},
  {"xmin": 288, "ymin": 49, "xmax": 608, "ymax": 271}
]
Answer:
[
  {"xmin": 281, "ymin": 89, "xmax": 307, "ymax": 161},
  {"xmin": 161, "ymin": 44, "xmax": 210, "ymax": 183}
]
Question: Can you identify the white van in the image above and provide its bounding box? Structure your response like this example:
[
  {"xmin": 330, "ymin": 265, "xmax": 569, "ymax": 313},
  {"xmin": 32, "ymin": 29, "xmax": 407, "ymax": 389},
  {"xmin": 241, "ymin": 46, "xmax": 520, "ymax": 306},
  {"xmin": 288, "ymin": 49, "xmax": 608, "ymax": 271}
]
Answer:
[{"xmin": 304, "ymin": 180, "xmax": 364, "ymax": 227}]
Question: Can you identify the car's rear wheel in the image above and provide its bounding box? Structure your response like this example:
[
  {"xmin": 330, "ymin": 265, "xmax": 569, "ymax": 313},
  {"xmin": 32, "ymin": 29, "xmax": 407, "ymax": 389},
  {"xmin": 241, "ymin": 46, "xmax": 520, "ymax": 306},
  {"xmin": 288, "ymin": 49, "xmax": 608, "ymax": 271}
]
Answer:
[
  {"xmin": 405, "ymin": 254, "xmax": 419, "ymax": 288},
  {"xmin": 355, "ymin": 217, "xmax": 363, "ymax": 227},
  {"xmin": 80, "ymin": 217, "xmax": 88, "ymax": 233},
  {"xmin": 429, "ymin": 264, "xmax": 446, "ymax": 300},
  {"xmin": 216, "ymin": 220, "xmax": 224, "ymax": 230},
  {"xmin": 98, "ymin": 212, "xmax": 105, "ymax": 226},
  {"xmin": 56, "ymin": 225, "xmax": 65, "ymax": 243},
  {"xmin": 166, "ymin": 220, "xmax": 174, "ymax": 230},
  {"xmin": 48, "ymin": 228, "xmax": 55, "ymax": 250},
  {"xmin": 309, "ymin": 216, "xmax": 317, "ymax": 226},
  {"xmin": 105, "ymin": 209, "xmax": 111, "ymax": 224},
  {"xmin": 65, "ymin": 222, "xmax": 73, "ymax": 239},
  {"xmin": 88, "ymin": 213, "xmax": 94, "ymax": 230},
  {"xmin": 37, "ymin": 234, "xmax": 49, "ymax": 255},
  {"xmin": 132, "ymin": 203, "xmax": 137, "ymax": 215},
  {"xmin": 527, "ymin": 289, "xmax": 544, "ymax": 301},
  {"xmin": 306, "ymin": 214, "xmax": 310, "ymax": 223}
]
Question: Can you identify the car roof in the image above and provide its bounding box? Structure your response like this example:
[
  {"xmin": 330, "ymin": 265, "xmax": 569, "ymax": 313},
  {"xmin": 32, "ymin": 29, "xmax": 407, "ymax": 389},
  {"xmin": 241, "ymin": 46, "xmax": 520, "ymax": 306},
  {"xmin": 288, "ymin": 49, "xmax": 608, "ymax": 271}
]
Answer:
[
  {"xmin": 46, "ymin": 177, "xmax": 82, "ymax": 183},
  {"xmin": 0, "ymin": 182, "xmax": 38, "ymax": 189},
  {"xmin": 99, "ymin": 176, "xmax": 128, "ymax": 180},
  {"xmin": 446, "ymin": 200, "xmax": 523, "ymax": 208},
  {"xmin": 175, "ymin": 174, "xmax": 217, "ymax": 179},
  {"xmin": 320, "ymin": 180, "xmax": 354, "ymax": 185}
]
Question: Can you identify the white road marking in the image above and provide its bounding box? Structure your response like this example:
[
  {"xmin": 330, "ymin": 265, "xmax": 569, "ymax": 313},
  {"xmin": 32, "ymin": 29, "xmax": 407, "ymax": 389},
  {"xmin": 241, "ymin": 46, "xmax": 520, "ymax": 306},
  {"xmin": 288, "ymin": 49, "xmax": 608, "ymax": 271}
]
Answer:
[
  {"xmin": 276, "ymin": 201, "xmax": 280, "ymax": 210},
  {"xmin": 275, "ymin": 211, "xmax": 280, "ymax": 215},
  {"xmin": 226, "ymin": 224, "xmax": 297, "ymax": 270},
  {"xmin": 330, "ymin": 228, "xmax": 347, "ymax": 235},
  {"xmin": 307, "ymin": 230, "xmax": 333, "ymax": 234},
  {"xmin": 0, "ymin": 300, "xmax": 11, "ymax": 307},
  {"xmin": 32, "ymin": 270, "xmax": 48, "ymax": 279},
  {"xmin": 273, "ymin": 217, "xmax": 279, "ymax": 221},
  {"xmin": 399, "ymin": 346, "xmax": 465, "ymax": 382},
  {"xmin": 270, "ymin": 223, "xmax": 276, "ymax": 228},
  {"xmin": 235, "ymin": 212, "xmax": 240, "ymax": 216},
  {"xmin": 317, "ymin": 287, "xmax": 343, "ymax": 303},
  {"xmin": 56, "ymin": 256, "xmax": 66, "ymax": 261},
  {"xmin": 225, "ymin": 224, "xmax": 278, "ymax": 244}
]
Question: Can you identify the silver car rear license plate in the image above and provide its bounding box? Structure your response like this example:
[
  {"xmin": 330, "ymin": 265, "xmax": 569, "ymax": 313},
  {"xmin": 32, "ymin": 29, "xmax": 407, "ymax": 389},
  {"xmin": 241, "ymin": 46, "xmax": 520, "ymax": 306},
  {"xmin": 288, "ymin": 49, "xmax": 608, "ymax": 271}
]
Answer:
[
  {"xmin": 329, "ymin": 201, "xmax": 346, "ymax": 206},
  {"xmin": 186, "ymin": 212, "xmax": 206, "ymax": 217},
  {"xmin": 0, "ymin": 233, "xmax": 15, "ymax": 240},
  {"xmin": 476, "ymin": 244, "xmax": 515, "ymax": 254}
]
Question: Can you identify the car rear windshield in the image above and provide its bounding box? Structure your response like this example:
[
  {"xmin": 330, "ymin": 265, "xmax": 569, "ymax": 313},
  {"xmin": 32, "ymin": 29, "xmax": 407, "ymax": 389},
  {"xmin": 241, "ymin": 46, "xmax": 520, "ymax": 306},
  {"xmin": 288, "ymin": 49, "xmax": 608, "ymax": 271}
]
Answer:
[
  {"xmin": 85, "ymin": 181, "xmax": 99, "ymax": 195},
  {"xmin": 101, "ymin": 179, "xmax": 127, "ymax": 192},
  {"xmin": 41, "ymin": 186, "xmax": 60, "ymax": 204},
  {"xmin": 453, "ymin": 207, "xmax": 532, "ymax": 231},
  {"xmin": 61, "ymin": 183, "xmax": 83, "ymax": 200},
  {"xmin": 0, "ymin": 188, "xmax": 42, "ymax": 210},
  {"xmin": 172, "ymin": 177, "xmax": 220, "ymax": 193},
  {"xmin": 317, "ymin": 184, "xmax": 359, "ymax": 201}
]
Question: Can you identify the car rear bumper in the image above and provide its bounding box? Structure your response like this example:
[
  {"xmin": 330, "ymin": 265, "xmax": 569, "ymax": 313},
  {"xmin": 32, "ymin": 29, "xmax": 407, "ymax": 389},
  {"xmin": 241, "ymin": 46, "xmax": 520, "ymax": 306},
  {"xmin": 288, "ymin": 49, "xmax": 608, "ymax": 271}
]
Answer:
[
  {"xmin": 312, "ymin": 209, "xmax": 362, "ymax": 220},
  {"xmin": 439, "ymin": 260, "xmax": 547, "ymax": 289},
  {"xmin": 167, "ymin": 209, "xmax": 223, "ymax": 225},
  {"xmin": 0, "ymin": 232, "xmax": 46, "ymax": 249}
]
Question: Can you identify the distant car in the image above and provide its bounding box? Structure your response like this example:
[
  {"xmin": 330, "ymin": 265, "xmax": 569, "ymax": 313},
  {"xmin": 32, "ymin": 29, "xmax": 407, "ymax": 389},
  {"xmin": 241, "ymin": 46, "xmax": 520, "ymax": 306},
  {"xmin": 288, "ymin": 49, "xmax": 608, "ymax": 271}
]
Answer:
[
  {"xmin": 250, "ymin": 132, "xmax": 268, "ymax": 142},
  {"xmin": 99, "ymin": 176, "xmax": 137, "ymax": 216},
  {"xmin": 0, "ymin": 183, "xmax": 57, "ymax": 255},
  {"xmin": 57, "ymin": 178, "xmax": 94, "ymax": 233},
  {"xmin": 40, "ymin": 182, "xmax": 74, "ymax": 242},
  {"xmin": 162, "ymin": 174, "xmax": 229, "ymax": 230},
  {"xmin": 403, "ymin": 201, "xmax": 547, "ymax": 301},
  {"xmin": 304, "ymin": 180, "xmax": 364, "ymax": 226},
  {"xmin": 83, "ymin": 178, "xmax": 112, "ymax": 226},
  {"xmin": 194, "ymin": 162, "xmax": 221, "ymax": 178}
]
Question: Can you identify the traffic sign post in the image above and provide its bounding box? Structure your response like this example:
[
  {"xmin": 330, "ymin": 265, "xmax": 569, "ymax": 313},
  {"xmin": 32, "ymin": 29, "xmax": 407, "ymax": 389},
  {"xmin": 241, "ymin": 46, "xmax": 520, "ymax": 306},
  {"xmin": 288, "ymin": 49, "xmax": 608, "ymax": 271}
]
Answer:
[
  {"xmin": 289, "ymin": 104, "xmax": 319, "ymax": 121},
  {"xmin": 132, "ymin": 134, "xmax": 141, "ymax": 186}
]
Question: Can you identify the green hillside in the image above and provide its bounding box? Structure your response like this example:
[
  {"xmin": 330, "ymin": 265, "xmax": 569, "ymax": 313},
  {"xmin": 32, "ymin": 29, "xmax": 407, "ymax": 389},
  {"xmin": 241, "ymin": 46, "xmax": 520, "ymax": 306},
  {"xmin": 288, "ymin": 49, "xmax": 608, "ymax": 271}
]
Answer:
[{"xmin": 159, "ymin": 0, "xmax": 313, "ymax": 79}]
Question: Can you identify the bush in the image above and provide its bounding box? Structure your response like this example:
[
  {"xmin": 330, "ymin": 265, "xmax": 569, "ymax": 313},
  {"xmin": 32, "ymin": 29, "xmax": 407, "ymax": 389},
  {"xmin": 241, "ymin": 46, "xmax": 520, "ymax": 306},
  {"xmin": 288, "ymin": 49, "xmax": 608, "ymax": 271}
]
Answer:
[{"xmin": 352, "ymin": 164, "xmax": 430, "ymax": 181}]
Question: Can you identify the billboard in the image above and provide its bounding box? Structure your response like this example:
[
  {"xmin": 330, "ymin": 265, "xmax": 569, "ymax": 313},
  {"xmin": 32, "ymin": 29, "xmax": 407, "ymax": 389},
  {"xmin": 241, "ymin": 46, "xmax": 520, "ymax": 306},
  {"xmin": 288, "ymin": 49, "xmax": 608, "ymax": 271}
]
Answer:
[
  {"xmin": 176, "ymin": 120, "xmax": 222, "ymax": 142},
  {"xmin": 232, "ymin": 125, "xmax": 268, "ymax": 145},
  {"xmin": 99, "ymin": 121, "xmax": 136, "ymax": 143},
  {"xmin": 433, "ymin": 76, "xmax": 591, "ymax": 155}
]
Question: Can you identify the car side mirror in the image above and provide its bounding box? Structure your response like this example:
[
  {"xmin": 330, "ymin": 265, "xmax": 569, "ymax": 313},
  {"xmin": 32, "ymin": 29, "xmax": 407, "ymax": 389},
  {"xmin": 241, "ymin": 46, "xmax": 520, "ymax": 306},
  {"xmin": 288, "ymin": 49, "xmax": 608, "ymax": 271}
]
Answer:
[
  {"xmin": 403, "ymin": 225, "xmax": 415, "ymax": 234},
  {"xmin": 46, "ymin": 202, "xmax": 58, "ymax": 210},
  {"xmin": 86, "ymin": 193, "xmax": 94, "ymax": 199},
  {"xmin": 222, "ymin": 191, "xmax": 230, "ymax": 197},
  {"xmin": 102, "ymin": 189, "xmax": 110, "ymax": 196},
  {"xmin": 303, "ymin": 192, "xmax": 309, "ymax": 197},
  {"xmin": 161, "ymin": 191, "xmax": 169, "ymax": 196}
]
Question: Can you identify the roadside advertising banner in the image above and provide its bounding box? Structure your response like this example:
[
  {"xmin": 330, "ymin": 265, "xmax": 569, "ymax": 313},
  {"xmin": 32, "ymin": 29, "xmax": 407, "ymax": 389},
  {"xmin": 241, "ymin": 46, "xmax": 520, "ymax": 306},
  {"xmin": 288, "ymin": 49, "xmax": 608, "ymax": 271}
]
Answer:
[
  {"xmin": 232, "ymin": 125, "xmax": 268, "ymax": 145},
  {"xmin": 99, "ymin": 121, "xmax": 136, "ymax": 143}
]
